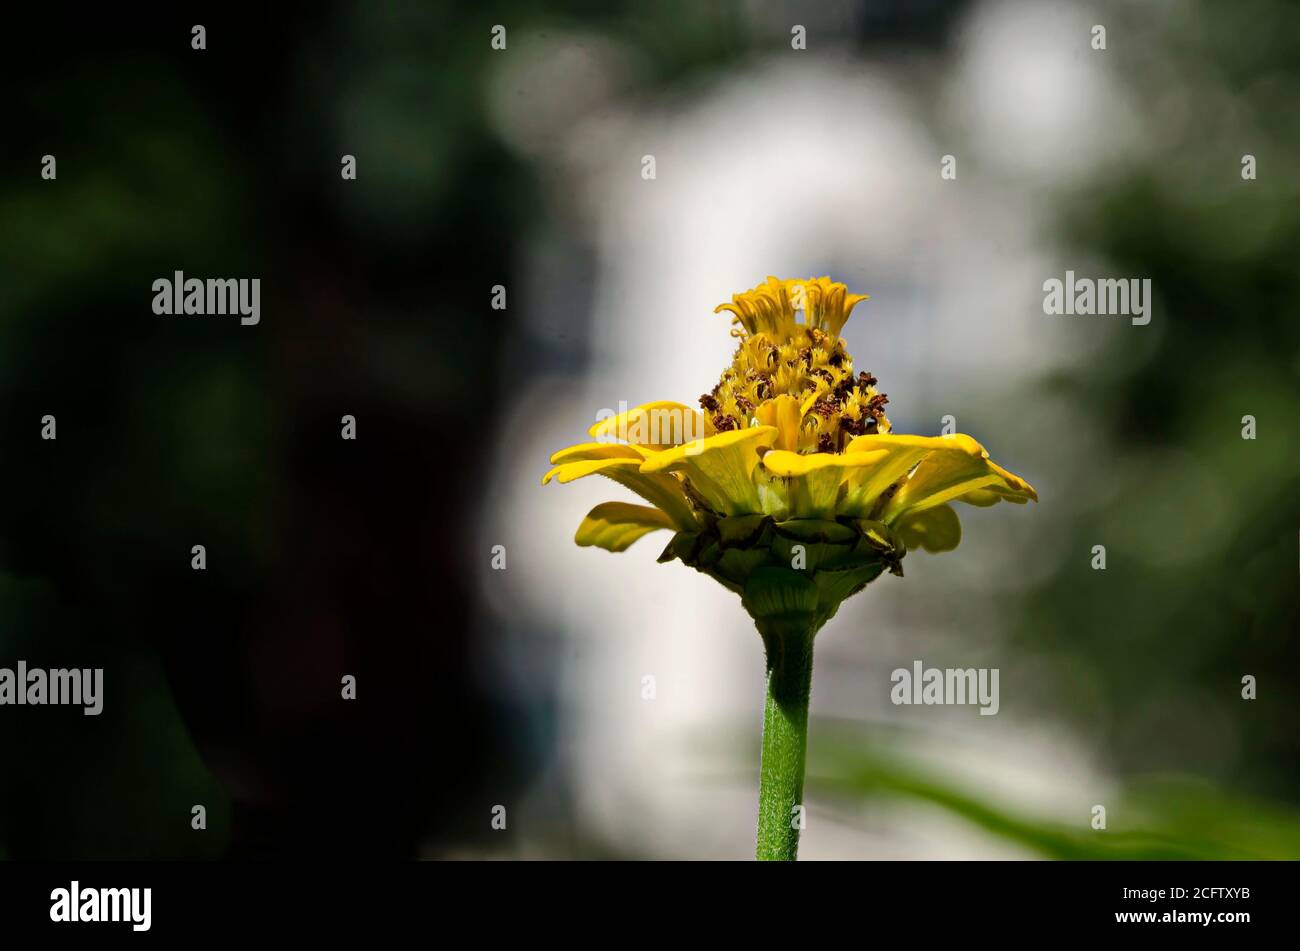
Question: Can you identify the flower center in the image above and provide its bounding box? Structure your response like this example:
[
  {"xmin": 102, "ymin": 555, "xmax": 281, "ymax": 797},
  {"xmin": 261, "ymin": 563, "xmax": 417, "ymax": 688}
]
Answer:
[{"xmin": 704, "ymin": 277, "xmax": 891, "ymax": 452}]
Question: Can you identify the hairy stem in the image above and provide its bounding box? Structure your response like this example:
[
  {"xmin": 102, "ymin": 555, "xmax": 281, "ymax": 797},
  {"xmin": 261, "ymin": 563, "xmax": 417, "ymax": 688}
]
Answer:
[{"xmin": 755, "ymin": 619, "xmax": 815, "ymax": 861}]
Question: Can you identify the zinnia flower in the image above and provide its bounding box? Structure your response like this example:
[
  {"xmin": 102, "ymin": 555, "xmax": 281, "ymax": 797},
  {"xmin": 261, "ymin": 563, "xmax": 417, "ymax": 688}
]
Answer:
[{"xmin": 544, "ymin": 276, "xmax": 1036, "ymax": 859}]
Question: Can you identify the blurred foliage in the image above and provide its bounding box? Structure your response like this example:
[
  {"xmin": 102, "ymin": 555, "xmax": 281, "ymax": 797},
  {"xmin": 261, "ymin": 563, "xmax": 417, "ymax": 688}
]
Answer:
[
  {"xmin": 0, "ymin": 4, "xmax": 556, "ymax": 858},
  {"xmin": 1011, "ymin": 0, "xmax": 1300, "ymax": 799},
  {"xmin": 809, "ymin": 725, "xmax": 1300, "ymax": 860}
]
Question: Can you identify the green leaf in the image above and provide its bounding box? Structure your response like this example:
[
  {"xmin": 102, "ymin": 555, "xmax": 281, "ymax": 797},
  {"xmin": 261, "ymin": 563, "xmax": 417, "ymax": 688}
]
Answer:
[{"xmin": 807, "ymin": 726, "xmax": 1300, "ymax": 860}]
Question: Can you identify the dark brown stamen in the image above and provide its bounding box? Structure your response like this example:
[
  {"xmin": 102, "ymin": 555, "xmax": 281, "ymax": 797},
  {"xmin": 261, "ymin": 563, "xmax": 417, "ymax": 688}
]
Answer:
[
  {"xmin": 839, "ymin": 415, "xmax": 869, "ymax": 437},
  {"xmin": 813, "ymin": 398, "xmax": 838, "ymax": 419}
]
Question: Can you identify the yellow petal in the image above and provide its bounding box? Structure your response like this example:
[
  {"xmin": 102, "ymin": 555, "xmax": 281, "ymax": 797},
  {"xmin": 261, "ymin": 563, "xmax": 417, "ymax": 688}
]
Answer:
[
  {"xmin": 845, "ymin": 433, "xmax": 985, "ymax": 455},
  {"xmin": 575, "ymin": 502, "xmax": 676, "ymax": 553},
  {"xmin": 839, "ymin": 434, "xmax": 982, "ymax": 517},
  {"xmin": 803, "ymin": 278, "xmax": 870, "ymax": 338},
  {"xmin": 799, "ymin": 389, "xmax": 823, "ymax": 417},
  {"xmin": 760, "ymin": 449, "xmax": 889, "ymax": 518},
  {"xmin": 955, "ymin": 487, "xmax": 1002, "ymax": 507},
  {"xmin": 588, "ymin": 401, "xmax": 705, "ymax": 450},
  {"xmin": 878, "ymin": 438, "xmax": 1035, "ymax": 523},
  {"xmin": 760, "ymin": 449, "xmax": 889, "ymax": 478},
  {"xmin": 895, "ymin": 503, "xmax": 962, "ymax": 553},
  {"xmin": 755, "ymin": 394, "xmax": 803, "ymax": 452},
  {"xmin": 543, "ymin": 455, "xmax": 698, "ymax": 530},
  {"xmin": 640, "ymin": 426, "xmax": 777, "ymax": 515},
  {"xmin": 987, "ymin": 460, "xmax": 1038, "ymax": 502},
  {"xmin": 542, "ymin": 456, "xmax": 641, "ymax": 486},
  {"xmin": 955, "ymin": 473, "xmax": 1037, "ymax": 508},
  {"xmin": 548, "ymin": 442, "xmax": 652, "ymax": 466}
]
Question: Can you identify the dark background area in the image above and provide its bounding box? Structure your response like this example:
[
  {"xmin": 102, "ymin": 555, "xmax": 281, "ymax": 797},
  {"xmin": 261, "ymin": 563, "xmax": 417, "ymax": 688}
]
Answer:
[{"xmin": 1, "ymin": 5, "xmax": 541, "ymax": 858}]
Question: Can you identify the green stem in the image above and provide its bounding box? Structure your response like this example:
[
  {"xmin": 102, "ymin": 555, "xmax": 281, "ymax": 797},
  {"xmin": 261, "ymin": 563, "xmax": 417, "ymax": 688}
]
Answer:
[{"xmin": 755, "ymin": 618, "xmax": 815, "ymax": 861}]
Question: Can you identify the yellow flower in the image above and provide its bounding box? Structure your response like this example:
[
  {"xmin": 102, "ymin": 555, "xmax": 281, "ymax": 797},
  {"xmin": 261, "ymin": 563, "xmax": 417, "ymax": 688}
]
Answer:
[
  {"xmin": 543, "ymin": 275, "xmax": 1037, "ymax": 860},
  {"xmin": 544, "ymin": 276, "xmax": 1035, "ymax": 600}
]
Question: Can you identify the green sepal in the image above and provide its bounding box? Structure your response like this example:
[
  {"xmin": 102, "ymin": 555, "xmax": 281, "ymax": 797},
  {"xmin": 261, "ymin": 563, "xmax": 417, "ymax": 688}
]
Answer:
[
  {"xmin": 657, "ymin": 531, "xmax": 700, "ymax": 564},
  {"xmin": 661, "ymin": 515, "xmax": 907, "ymax": 624},
  {"xmin": 742, "ymin": 567, "xmax": 821, "ymax": 621},
  {"xmin": 772, "ymin": 518, "xmax": 858, "ymax": 545},
  {"xmin": 696, "ymin": 540, "xmax": 723, "ymax": 568},
  {"xmin": 714, "ymin": 546, "xmax": 776, "ymax": 587},
  {"xmin": 853, "ymin": 519, "xmax": 905, "ymax": 576},
  {"xmin": 716, "ymin": 513, "xmax": 771, "ymax": 548},
  {"xmin": 811, "ymin": 560, "xmax": 886, "ymax": 615}
]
